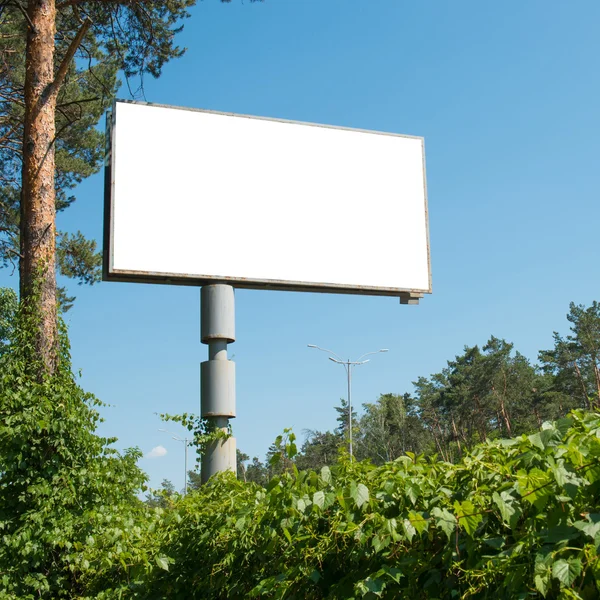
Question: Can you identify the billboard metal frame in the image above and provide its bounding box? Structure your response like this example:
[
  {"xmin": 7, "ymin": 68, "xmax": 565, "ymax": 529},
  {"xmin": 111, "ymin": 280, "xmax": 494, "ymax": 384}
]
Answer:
[{"xmin": 103, "ymin": 100, "xmax": 431, "ymax": 303}]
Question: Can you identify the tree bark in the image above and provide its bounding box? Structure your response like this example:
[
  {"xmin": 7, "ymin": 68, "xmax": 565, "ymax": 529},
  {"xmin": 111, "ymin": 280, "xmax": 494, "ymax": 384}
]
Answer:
[
  {"xmin": 492, "ymin": 384, "xmax": 512, "ymax": 437},
  {"xmin": 572, "ymin": 361, "xmax": 590, "ymax": 410},
  {"xmin": 451, "ymin": 416, "xmax": 462, "ymax": 458},
  {"xmin": 592, "ymin": 356, "xmax": 600, "ymax": 410},
  {"xmin": 20, "ymin": 0, "xmax": 58, "ymax": 373},
  {"xmin": 472, "ymin": 394, "xmax": 487, "ymax": 442},
  {"xmin": 429, "ymin": 410, "xmax": 448, "ymax": 462}
]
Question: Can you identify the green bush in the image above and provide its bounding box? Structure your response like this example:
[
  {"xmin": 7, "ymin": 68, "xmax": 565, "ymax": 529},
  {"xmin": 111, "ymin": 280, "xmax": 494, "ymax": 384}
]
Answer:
[
  {"xmin": 137, "ymin": 412, "xmax": 600, "ymax": 599},
  {"xmin": 0, "ymin": 309, "xmax": 149, "ymax": 599},
  {"xmin": 1, "ymin": 297, "xmax": 599, "ymax": 598}
]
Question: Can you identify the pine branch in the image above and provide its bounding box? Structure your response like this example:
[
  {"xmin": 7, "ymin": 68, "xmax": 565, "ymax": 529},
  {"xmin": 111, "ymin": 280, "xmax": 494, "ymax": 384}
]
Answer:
[
  {"xmin": 57, "ymin": 0, "xmax": 154, "ymax": 9},
  {"xmin": 12, "ymin": 1, "xmax": 37, "ymax": 34},
  {"xmin": 46, "ymin": 17, "xmax": 92, "ymax": 100}
]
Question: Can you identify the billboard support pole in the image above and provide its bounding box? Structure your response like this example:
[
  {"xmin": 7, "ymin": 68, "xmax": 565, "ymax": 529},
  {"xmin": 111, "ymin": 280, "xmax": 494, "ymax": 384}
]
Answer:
[{"xmin": 200, "ymin": 284, "xmax": 237, "ymax": 483}]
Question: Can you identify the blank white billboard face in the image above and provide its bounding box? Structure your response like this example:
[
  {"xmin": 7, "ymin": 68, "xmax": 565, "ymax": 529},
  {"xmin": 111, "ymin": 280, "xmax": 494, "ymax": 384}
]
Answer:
[{"xmin": 104, "ymin": 101, "xmax": 431, "ymax": 298}]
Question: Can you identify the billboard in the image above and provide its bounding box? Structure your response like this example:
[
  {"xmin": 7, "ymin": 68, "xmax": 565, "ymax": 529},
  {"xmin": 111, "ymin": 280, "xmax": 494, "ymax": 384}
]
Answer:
[{"xmin": 104, "ymin": 100, "xmax": 431, "ymax": 301}]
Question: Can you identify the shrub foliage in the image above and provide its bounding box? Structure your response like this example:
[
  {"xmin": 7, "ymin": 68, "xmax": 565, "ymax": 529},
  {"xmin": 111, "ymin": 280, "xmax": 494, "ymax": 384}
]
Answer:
[
  {"xmin": 0, "ymin": 308, "xmax": 148, "ymax": 599},
  {"xmin": 135, "ymin": 411, "xmax": 600, "ymax": 599},
  {"xmin": 1, "ymin": 299, "xmax": 599, "ymax": 598}
]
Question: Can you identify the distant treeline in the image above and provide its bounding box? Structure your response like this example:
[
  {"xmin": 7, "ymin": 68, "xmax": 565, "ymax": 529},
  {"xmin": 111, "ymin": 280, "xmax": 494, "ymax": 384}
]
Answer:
[{"xmin": 213, "ymin": 301, "xmax": 600, "ymax": 488}]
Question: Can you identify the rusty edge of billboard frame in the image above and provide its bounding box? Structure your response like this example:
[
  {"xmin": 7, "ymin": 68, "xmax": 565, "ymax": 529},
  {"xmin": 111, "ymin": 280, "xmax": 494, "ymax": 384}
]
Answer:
[{"xmin": 102, "ymin": 99, "xmax": 432, "ymax": 304}]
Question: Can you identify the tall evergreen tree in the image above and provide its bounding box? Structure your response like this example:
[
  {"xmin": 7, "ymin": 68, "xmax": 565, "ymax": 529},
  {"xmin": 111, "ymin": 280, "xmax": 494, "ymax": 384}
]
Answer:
[
  {"xmin": 0, "ymin": 0, "xmax": 258, "ymax": 373},
  {"xmin": 540, "ymin": 301, "xmax": 600, "ymax": 411},
  {"xmin": 236, "ymin": 448, "xmax": 249, "ymax": 481},
  {"xmin": 187, "ymin": 469, "xmax": 202, "ymax": 491},
  {"xmin": 245, "ymin": 456, "xmax": 268, "ymax": 486},
  {"xmin": 413, "ymin": 373, "xmax": 451, "ymax": 461},
  {"xmin": 295, "ymin": 430, "xmax": 341, "ymax": 471},
  {"xmin": 413, "ymin": 337, "xmax": 553, "ymax": 461},
  {"xmin": 145, "ymin": 478, "xmax": 176, "ymax": 508},
  {"xmin": 358, "ymin": 393, "xmax": 431, "ymax": 464},
  {"xmin": 334, "ymin": 397, "xmax": 357, "ymax": 438}
]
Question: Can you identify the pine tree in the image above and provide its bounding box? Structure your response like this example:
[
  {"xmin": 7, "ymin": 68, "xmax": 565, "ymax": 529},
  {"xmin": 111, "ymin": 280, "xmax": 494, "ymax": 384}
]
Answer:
[{"xmin": 0, "ymin": 0, "xmax": 259, "ymax": 372}]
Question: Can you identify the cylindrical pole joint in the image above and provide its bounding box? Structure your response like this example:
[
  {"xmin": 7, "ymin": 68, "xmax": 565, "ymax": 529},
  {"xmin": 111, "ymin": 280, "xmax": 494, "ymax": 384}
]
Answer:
[
  {"xmin": 200, "ymin": 285, "xmax": 237, "ymax": 483},
  {"xmin": 201, "ymin": 284, "xmax": 235, "ymax": 344}
]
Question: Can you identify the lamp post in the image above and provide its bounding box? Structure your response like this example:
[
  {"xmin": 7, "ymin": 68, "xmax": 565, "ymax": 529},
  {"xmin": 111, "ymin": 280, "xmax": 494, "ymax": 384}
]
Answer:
[
  {"xmin": 158, "ymin": 429, "xmax": 191, "ymax": 495},
  {"xmin": 307, "ymin": 345, "xmax": 388, "ymax": 459}
]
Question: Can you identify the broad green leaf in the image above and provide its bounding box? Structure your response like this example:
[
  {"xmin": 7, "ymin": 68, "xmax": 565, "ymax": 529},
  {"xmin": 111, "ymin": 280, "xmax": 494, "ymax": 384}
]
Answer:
[
  {"xmin": 155, "ymin": 555, "xmax": 170, "ymax": 571},
  {"xmin": 409, "ymin": 510, "xmax": 428, "ymax": 535},
  {"xmin": 320, "ymin": 466, "xmax": 332, "ymax": 484},
  {"xmin": 528, "ymin": 432, "xmax": 545, "ymax": 450},
  {"xmin": 535, "ymin": 550, "xmax": 553, "ymax": 574},
  {"xmin": 324, "ymin": 491, "xmax": 336, "ymax": 509},
  {"xmin": 431, "ymin": 507, "xmax": 456, "ymax": 540},
  {"xmin": 403, "ymin": 518, "xmax": 416, "ymax": 542},
  {"xmin": 356, "ymin": 576, "xmax": 385, "ymax": 597},
  {"xmin": 516, "ymin": 468, "xmax": 552, "ymax": 509},
  {"xmin": 492, "ymin": 491, "xmax": 519, "ymax": 528},
  {"xmin": 382, "ymin": 566, "xmax": 403, "ymax": 583},
  {"xmin": 540, "ymin": 426, "xmax": 562, "ymax": 448},
  {"xmin": 574, "ymin": 517, "xmax": 600, "ymax": 540},
  {"xmin": 552, "ymin": 558, "xmax": 582, "ymax": 587},
  {"xmin": 313, "ymin": 490, "xmax": 325, "ymax": 510},
  {"xmin": 541, "ymin": 525, "xmax": 580, "ymax": 544},
  {"xmin": 555, "ymin": 417, "xmax": 573, "ymax": 436},
  {"xmin": 406, "ymin": 481, "xmax": 420, "ymax": 505},
  {"xmin": 372, "ymin": 535, "xmax": 388, "ymax": 553},
  {"xmin": 535, "ymin": 551, "xmax": 552, "ymax": 597},
  {"xmin": 287, "ymin": 442, "xmax": 297, "ymax": 459},
  {"xmin": 453, "ymin": 499, "xmax": 482, "ymax": 537},
  {"xmin": 384, "ymin": 517, "xmax": 398, "ymax": 536},
  {"xmin": 353, "ymin": 483, "xmax": 370, "ymax": 509},
  {"xmin": 553, "ymin": 464, "xmax": 581, "ymax": 495},
  {"xmin": 535, "ymin": 573, "xmax": 550, "ymax": 598}
]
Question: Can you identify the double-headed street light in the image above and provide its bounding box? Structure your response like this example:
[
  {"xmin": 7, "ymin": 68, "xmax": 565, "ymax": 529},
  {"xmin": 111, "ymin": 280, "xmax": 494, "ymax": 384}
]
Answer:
[
  {"xmin": 307, "ymin": 345, "xmax": 388, "ymax": 459},
  {"xmin": 158, "ymin": 429, "xmax": 191, "ymax": 495}
]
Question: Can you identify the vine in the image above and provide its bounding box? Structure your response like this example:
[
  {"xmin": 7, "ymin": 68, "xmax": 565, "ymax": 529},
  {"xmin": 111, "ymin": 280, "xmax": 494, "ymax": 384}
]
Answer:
[{"xmin": 159, "ymin": 412, "xmax": 232, "ymax": 464}]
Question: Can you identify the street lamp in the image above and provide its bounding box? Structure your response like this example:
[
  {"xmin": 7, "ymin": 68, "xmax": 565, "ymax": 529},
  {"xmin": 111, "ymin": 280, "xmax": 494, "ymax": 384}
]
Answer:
[
  {"xmin": 158, "ymin": 429, "xmax": 191, "ymax": 495},
  {"xmin": 307, "ymin": 345, "xmax": 388, "ymax": 459}
]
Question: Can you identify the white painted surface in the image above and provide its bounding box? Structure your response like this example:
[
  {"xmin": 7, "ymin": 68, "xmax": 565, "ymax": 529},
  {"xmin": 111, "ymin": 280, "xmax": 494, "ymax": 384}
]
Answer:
[{"xmin": 107, "ymin": 101, "xmax": 431, "ymax": 294}]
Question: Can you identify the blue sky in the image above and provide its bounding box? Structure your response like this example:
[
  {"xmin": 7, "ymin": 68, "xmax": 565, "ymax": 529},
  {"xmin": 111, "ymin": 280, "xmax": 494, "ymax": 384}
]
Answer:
[{"xmin": 3, "ymin": 0, "xmax": 600, "ymax": 492}]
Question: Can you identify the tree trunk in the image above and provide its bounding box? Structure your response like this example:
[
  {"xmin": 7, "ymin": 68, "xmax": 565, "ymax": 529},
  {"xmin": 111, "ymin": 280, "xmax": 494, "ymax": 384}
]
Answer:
[
  {"xmin": 492, "ymin": 383, "xmax": 512, "ymax": 437},
  {"xmin": 572, "ymin": 361, "xmax": 590, "ymax": 410},
  {"xmin": 472, "ymin": 394, "xmax": 487, "ymax": 442},
  {"xmin": 592, "ymin": 357, "xmax": 600, "ymax": 410},
  {"xmin": 451, "ymin": 416, "xmax": 462, "ymax": 458},
  {"xmin": 429, "ymin": 410, "xmax": 448, "ymax": 462},
  {"xmin": 20, "ymin": 0, "xmax": 58, "ymax": 374}
]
